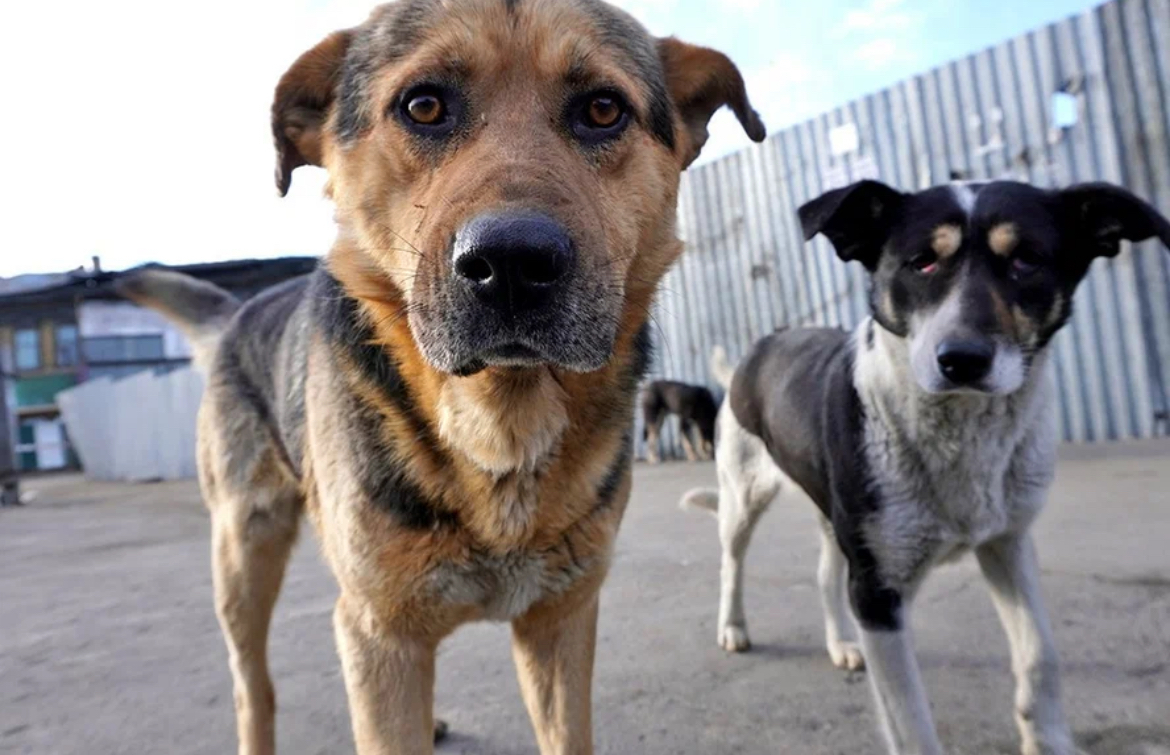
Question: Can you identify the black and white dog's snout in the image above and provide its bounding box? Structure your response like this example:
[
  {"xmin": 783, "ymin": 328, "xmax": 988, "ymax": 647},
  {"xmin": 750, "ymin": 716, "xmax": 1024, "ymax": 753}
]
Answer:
[{"xmin": 936, "ymin": 337, "xmax": 994, "ymax": 386}]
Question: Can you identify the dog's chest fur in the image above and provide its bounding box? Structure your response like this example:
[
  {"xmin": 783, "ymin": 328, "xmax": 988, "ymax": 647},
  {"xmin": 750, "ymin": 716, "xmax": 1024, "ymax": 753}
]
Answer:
[
  {"xmin": 855, "ymin": 326, "xmax": 1057, "ymax": 587},
  {"xmin": 426, "ymin": 544, "xmax": 591, "ymax": 621}
]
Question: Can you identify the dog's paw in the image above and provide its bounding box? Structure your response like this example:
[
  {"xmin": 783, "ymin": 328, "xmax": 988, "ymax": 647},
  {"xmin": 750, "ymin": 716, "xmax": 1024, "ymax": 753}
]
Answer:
[
  {"xmin": 434, "ymin": 719, "xmax": 449, "ymax": 743},
  {"xmin": 718, "ymin": 624, "xmax": 751, "ymax": 653},
  {"xmin": 827, "ymin": 640, "xmax": 865, "ymax": 671}
]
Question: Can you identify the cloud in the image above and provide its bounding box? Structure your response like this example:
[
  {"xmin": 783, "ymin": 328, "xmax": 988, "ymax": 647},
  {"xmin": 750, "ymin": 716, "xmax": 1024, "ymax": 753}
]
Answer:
[
  {"xmin": 851, "ymin": 37, "xmax": 915, "ymax": 69},
  {"xmin": 831, "ymin": 0, "xmax": 922, "ymax": 70},
  {"xmin": 838, "ymin": 0, "xmax": 916, "ymax": 34}
]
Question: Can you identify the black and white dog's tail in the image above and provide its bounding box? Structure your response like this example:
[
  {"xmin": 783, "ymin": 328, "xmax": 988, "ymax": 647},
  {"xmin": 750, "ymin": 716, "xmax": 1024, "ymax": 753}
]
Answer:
[
  {"xmin": 679, "ymin": 488, "xmax": 719, "ymax": 516},
  {"xmin": 710, "ymin": 345, "xmax": 736, "ymax": 390},
  {"xmin": 115, "ymin": 269, "xmax": 241, "ymax": 372},
  {"xmin": 680, "ymin": 344, "xmax": 740, "ymax": 515}
]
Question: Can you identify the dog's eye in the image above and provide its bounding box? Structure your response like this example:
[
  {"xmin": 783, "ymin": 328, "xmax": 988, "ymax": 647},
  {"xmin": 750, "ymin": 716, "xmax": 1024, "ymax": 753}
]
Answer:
[
  {"xmin": 587, "ymin": 96, "xmax": 623, "ymax": 128},
  {"xmin": 406, "ymin": 94, "xmax": 444, "ymax": 125},
  {"xmin": 908, "ymin": 252, "xmax": 939, "ymax": 275},
  {"xmin": 1010, "ymin": 252, "xmax": 1043, "ymax": 278},
  {"xmin": 570, "ymin": 91, "xmax": 631, "ymax": 145},
  {"xmin": 396, "ymin": 85, "xmax": 459, "ymax": 136}
]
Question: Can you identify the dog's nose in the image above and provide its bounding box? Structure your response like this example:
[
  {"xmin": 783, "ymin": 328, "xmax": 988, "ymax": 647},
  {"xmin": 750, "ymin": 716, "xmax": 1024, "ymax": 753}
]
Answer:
[
  {"xmin": 936, "ymin": 339, "xmax": 994, "ymax": 385},
  {"xmin": 452, "ymin": 211, "xmax": 574, "ymax": 312}
]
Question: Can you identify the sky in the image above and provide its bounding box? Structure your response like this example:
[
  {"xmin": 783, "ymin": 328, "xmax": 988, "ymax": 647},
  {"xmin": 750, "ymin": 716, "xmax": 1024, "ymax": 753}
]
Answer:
[{"xmin": 0, "ymin": 0, "xmax": 1101, "ymax": 278}]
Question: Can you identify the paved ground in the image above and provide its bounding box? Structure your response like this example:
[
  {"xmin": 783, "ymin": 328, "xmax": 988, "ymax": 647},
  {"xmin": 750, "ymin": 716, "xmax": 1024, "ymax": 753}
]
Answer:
[{"xmin": 2, "ymin": 442, "xmax": 1169, "ymax": 755}]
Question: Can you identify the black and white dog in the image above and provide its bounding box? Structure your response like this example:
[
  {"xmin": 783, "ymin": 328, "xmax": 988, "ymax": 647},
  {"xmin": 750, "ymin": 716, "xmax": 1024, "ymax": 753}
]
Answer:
[
  {"xmin": 683, "ymin": 179, "xmax": 1170, "ymax": 755},
  {"xmin": 642, "ymin": 380, "xmax": 719, "ymax": 462}
]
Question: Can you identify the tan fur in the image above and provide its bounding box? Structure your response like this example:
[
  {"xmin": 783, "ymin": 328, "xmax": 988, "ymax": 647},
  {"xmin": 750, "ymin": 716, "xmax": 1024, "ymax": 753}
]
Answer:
[
  {"xmin": 931, "ymin": 224, "xmax": 963, "ymax": 258},
  {"xmin": 180, "ymin": 3, "xmax": 764, "ymax": 755},
  {"xmin": 988, "ymin": 222, "xmax": 1020, "ymax": 257}
]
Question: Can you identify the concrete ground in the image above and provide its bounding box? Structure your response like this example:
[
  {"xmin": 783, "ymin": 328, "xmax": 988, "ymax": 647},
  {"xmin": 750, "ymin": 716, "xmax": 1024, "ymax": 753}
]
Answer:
[{"xmin": 2, "ymin": 443, "xmax": 1169, "ymax": 755}]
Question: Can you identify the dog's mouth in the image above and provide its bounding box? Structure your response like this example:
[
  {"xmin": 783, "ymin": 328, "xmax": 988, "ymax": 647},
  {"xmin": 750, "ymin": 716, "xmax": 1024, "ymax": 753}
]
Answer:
[
  {"xmin": 450, "ymin": 341, "xmax": 549, "ymax": 377},
  {"xmin": 412, "ymin": 290, "xmax": 621, "ymax": 377}
]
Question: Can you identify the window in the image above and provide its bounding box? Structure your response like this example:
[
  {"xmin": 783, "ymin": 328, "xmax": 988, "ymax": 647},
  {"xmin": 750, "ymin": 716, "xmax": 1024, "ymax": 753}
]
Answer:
[
  {"xmin": 82, "ymin": 335, "xmax": 166, "ymax": 364},
  {"xmin": 1052, "ymin": 92, "xmax": 1078, "ymax": 129},
  {"xmin": 828, "ymin": 123, "xmax": 860, "ymax": 157},
  {"xmin": 15, "ymin": 329, "xmax": 41, "ymax": 371},
  {"xmin": 55, "ymin": 325, "xmax": 79, "ymax": 367}
]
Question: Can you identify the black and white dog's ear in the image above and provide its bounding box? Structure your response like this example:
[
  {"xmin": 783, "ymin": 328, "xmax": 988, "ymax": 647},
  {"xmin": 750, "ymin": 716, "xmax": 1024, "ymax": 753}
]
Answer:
[
  {"xmin": 798, "ymin": 180, "xmax": 905, "ymax": 271},
  {"xmin": 1061, "ymin": 182, "xmax": 1170, "ymax": 259}
]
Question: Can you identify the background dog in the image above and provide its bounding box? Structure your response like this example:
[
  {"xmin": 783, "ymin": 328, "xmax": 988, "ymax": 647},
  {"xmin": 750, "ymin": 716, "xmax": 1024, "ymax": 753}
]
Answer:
[
  {"xmin": 640, "ymin": 380, "xmax": 718, "ymax": 462},
  {"xmin": 684, "ymin": 179, "xmax": 1170, "ymax": 755},
  {"xmin": 118, "ymin": 1, "xmax": 765, "ymax": 753}
]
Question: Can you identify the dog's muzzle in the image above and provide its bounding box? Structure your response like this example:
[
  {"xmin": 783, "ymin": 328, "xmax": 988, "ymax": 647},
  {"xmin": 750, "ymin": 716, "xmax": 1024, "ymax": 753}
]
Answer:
[{"xmin": 410, "ymin": 209, "xmax": 618, "ymax": 376}]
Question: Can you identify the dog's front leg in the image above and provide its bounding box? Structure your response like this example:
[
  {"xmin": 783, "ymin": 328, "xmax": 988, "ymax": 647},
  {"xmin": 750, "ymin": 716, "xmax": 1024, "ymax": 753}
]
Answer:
[
  {"xmin": 334, "ymin": 594, "xmax": 438, "ymax": 755},
  {"xmin": 512, "ymin": 591, "xmax": 600, "ymax": 755},
  {"xmin": 860, "ymin": 621, "xmax": 943, "ymax": 755},
  {"xmin": 976, "ymin": 533, "xmax": 1073, "ymax": 755},
  {"xmin": 852, "ymin": 572, "xmax": 942, "ymax": 755}
]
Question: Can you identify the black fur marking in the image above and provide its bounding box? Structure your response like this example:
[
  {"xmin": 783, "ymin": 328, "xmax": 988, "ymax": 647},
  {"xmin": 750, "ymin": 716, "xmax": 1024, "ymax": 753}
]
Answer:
[
  {"xmin": 627, "ymin": 322, "xmax": 654, "ymax": 387},
  {"xmin": 312, "ymin": 272, "xmax": 457, "ymax": 529},
  {"xmin": 347, "ymin": 393, "xmax": 460, "ymax": 530},
  {"xmin": 595, "ymin": 431, "xmax": 633, "ymax": 512},
  {"xmin": 314, "ymin": 273, "xmax": 443, "ymax": 455},
  {"xmin": 865, "ymin": 318, "xmax": 876, "ymax": 351},
  {"xmin": 337, "ymin": 0, "xmax": 439, "ymax": 142},
  {"xmin": 730, "ymin": 328, "xmax": 904, "ymax": 632}
]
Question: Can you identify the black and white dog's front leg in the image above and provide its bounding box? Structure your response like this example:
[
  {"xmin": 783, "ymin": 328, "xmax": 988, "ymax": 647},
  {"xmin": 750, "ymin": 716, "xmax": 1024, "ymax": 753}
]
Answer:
[
  {"xmin": 976, "ymin": 532, "xmax": 1073, "ymax": 755},
  {"xmin": 852, "ymin": 575, "xmax": 943, "ymax": 755}
]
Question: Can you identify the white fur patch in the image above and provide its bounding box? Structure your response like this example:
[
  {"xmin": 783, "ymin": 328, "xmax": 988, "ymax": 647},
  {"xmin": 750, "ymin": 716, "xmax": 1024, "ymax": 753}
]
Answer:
[
  {"xmin": 950, "ymin": 182, "xmax": 979, "ymax": 213},
  {"xmin": 854, "ymin": 322, "xmax": 1057, "ymax": 589}
]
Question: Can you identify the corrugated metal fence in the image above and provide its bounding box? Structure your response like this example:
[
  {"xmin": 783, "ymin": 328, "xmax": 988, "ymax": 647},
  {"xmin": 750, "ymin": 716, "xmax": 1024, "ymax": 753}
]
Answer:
[
  {"xmin": 58, "ymin": 368, "xmax": 203, "ymax": 481},
  {"xmin": 648, "ymin": 0, "xmax": 1170, "ymax": 451}
]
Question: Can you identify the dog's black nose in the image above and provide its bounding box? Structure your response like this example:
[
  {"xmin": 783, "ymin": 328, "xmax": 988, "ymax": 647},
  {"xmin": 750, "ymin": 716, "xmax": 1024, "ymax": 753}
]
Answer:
[
  {"xmin": 936, "ymin": 339, "xmax": 994, "ymax": 385},
  {"xmin": 452, "ymin": 211, "xmax": 574, "ymax": 312}
]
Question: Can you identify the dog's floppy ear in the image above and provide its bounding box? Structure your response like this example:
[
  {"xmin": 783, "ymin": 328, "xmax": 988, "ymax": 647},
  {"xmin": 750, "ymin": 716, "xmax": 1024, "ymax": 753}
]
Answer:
[
  {"xmin": 798, "ymin": 180, "xmax": 905, "ymax": 271},
  {"xmin": 272, "ymin": 30, "xmax": 353, "ymax": 197},
  {"xmin": 657, "ymin": 38, "xmax": 766, "ymax": 168},
  {"xmin": 1060, "ymin": 182, "xmax": 1170, "ymax": 259}
]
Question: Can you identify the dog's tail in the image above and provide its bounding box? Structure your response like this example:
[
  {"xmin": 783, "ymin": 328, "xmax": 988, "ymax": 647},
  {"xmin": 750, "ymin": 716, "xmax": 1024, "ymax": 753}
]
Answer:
[
  {"xmin": 115, "ymin": 269, "xmax": 240, "ymax": 371},
  {"xmin": 710, "ymin": 346, "xmax": 737, "ymax": 390},
  {"xmin": 679, "ymin": 488, "xmax": 719, "ymax": 517}
]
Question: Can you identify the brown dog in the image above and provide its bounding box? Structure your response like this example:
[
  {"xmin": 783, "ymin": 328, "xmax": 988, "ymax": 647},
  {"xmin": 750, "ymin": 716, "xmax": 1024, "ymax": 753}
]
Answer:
[{"xmin": 118, "ymin": 1, "xmax": 764, "ymax": 753}]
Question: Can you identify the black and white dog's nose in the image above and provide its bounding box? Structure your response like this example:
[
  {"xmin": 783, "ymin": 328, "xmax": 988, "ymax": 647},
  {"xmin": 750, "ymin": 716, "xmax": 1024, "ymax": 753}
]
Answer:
[
  {"xmin": 452, "ymin": 211, "xmax": 574, "ymax": 313},
  {"xmin": 936, "ymin": 339, "xmax": 994, "ymax": 385}
]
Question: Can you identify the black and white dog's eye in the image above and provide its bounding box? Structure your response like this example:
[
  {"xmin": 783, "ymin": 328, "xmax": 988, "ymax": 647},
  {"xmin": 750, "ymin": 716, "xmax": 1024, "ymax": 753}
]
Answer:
[
  {"xmin": 570, "ymin": 90, "xmax": 631, "ymax": 145},
  {"xmin": 908, "ymin": 252, "xmax": 940, "ymax": 275},
  {"xmin": 396, "ymin": 85, "xmax": 460, "ymax": 136},
  {"xmin": 1010, "ymin": 251, "xmax": 1044, "ymax": 278}
]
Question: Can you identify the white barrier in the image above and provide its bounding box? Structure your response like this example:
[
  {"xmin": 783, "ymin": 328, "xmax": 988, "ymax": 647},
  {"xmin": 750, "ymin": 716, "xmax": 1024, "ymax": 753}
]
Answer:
[{"xmin": 57, "ymin": 368, "xmax": 203, "ymax": 482}]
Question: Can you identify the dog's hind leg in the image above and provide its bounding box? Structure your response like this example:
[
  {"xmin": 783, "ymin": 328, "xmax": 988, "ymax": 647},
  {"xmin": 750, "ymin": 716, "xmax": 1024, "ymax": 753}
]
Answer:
[
  {"xmin": 644, "ymin": 415, "xmax": 664, "ymax": 464},
  {"xmin": 710, "ymin": 405, "xmax": 781, "ymax": 652},
  {"xmin": 816, "ymin": 516, "xmax": 864, "ymax": 671},
  {"xmin": 210, "ymin": 488, "xmax": 301, "ymax": 755},
  {"xmin": 680, "ymin": 421, "xmax": 700, "ymax": 462},
  {"xmin": 716, "ymin": 468, "xmax": 775, "ymax": 652},
  {"xmin": 977, "ymin": 533, "xmax": 1073, "ymax": 755}
]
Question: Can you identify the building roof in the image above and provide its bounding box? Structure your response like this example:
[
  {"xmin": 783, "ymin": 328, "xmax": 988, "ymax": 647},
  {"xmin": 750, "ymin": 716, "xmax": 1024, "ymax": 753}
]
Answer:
[{"xmin": 0, "ymin": 257, "xmax": 319, "ymax": 313}]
